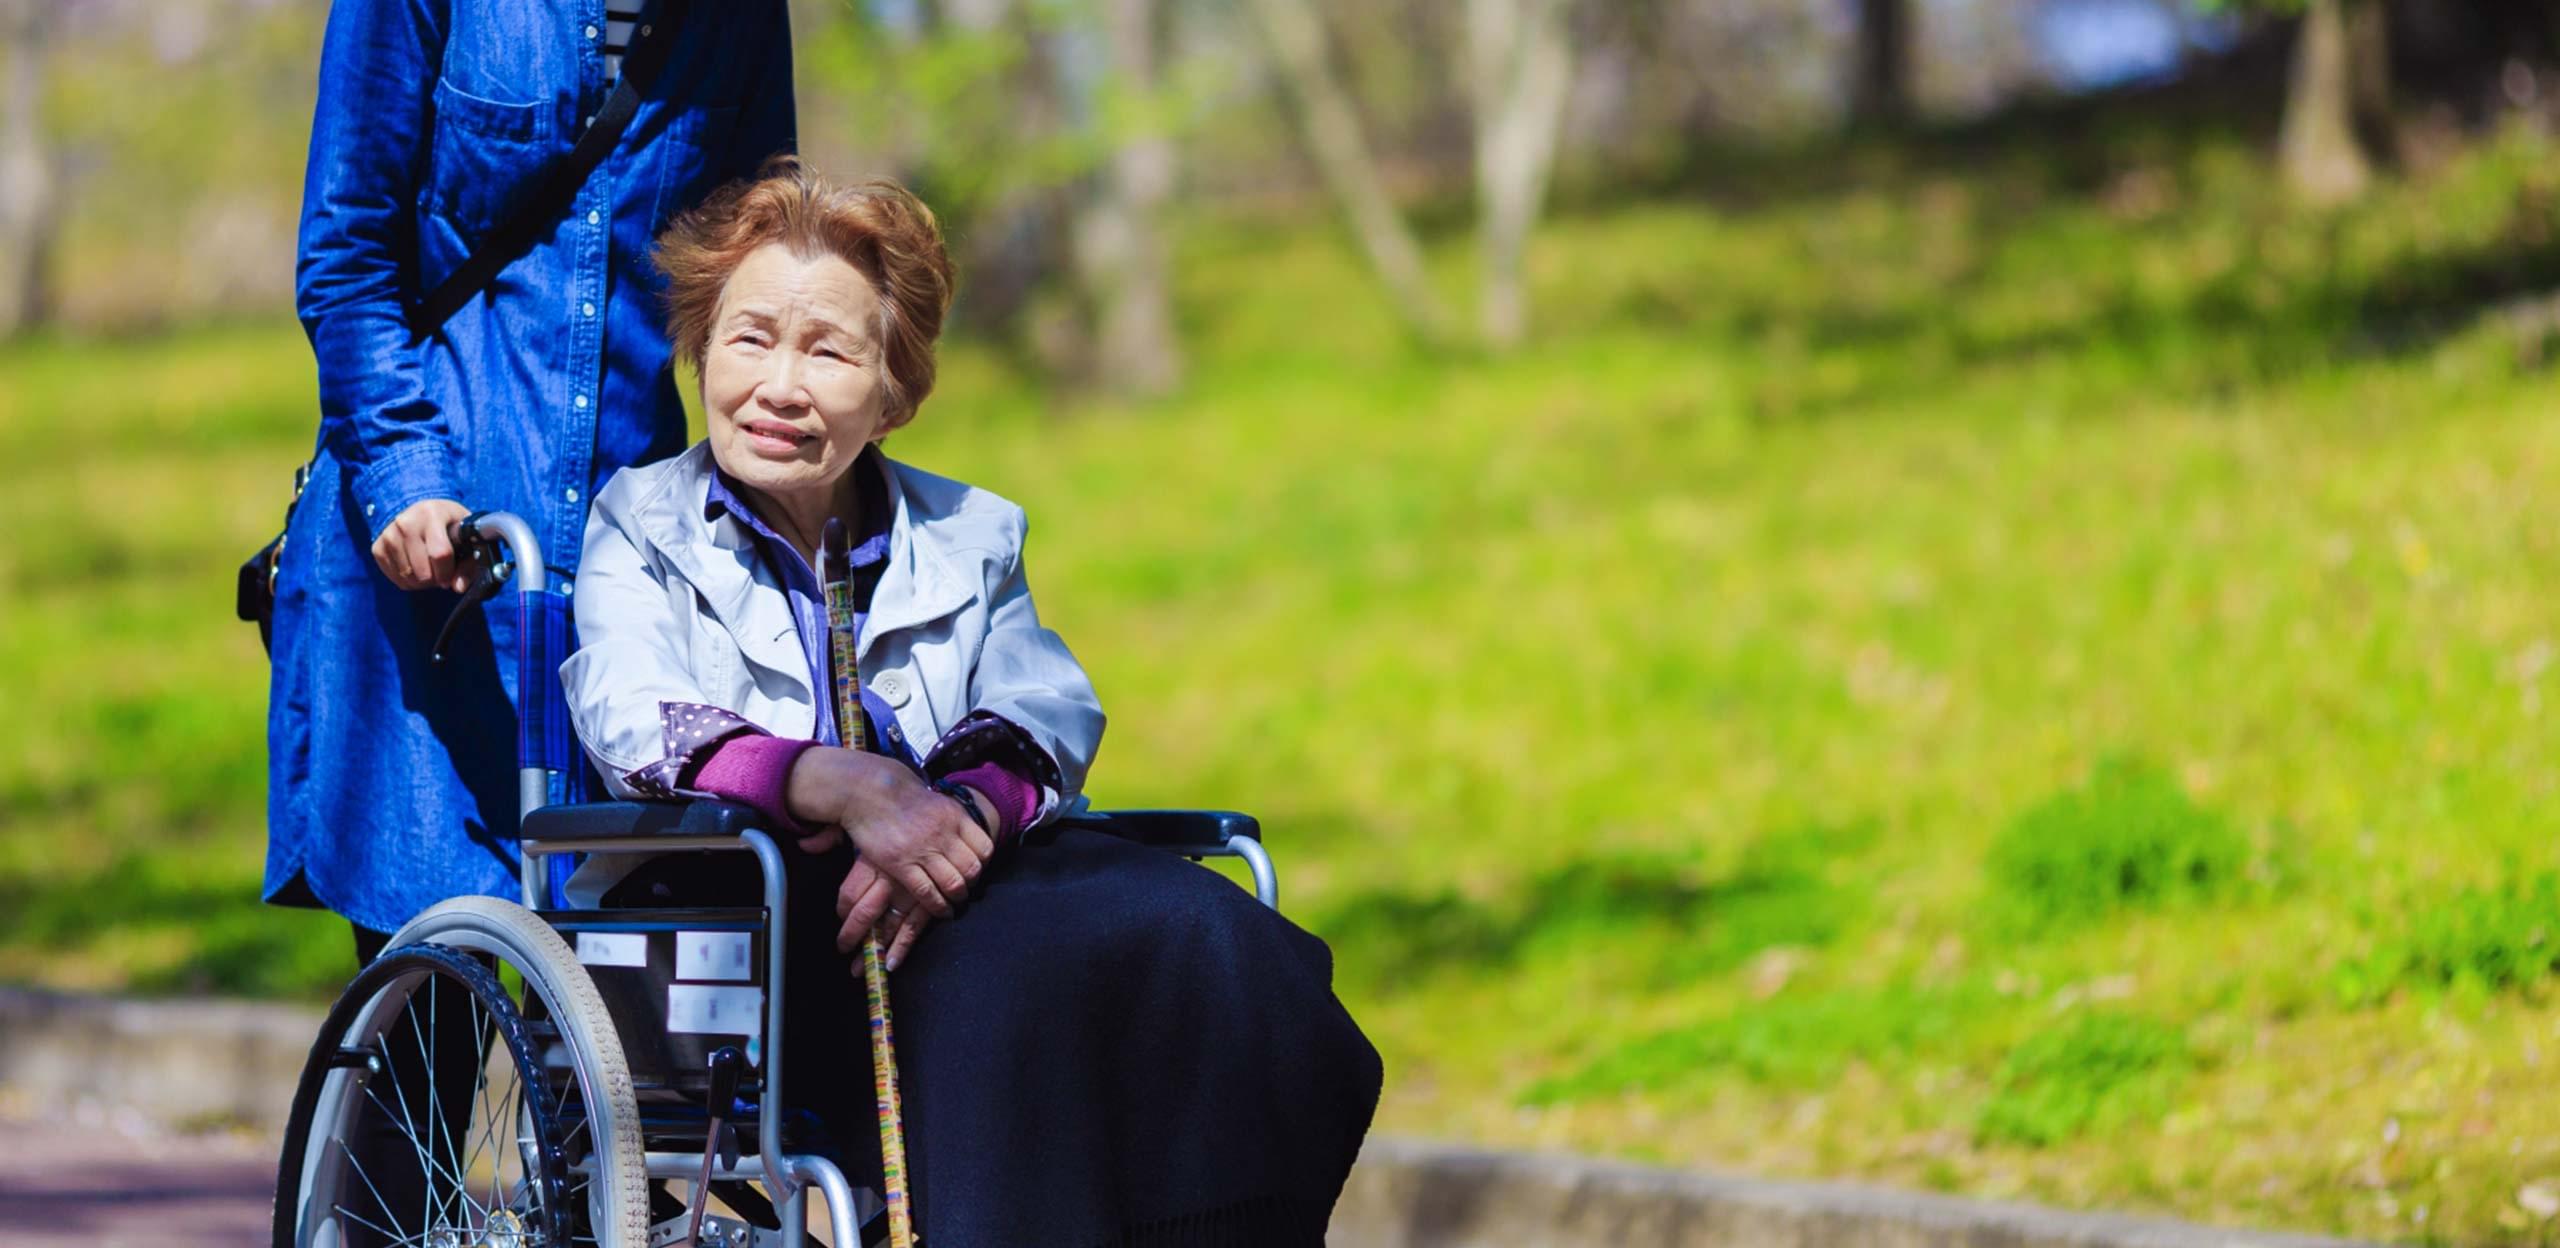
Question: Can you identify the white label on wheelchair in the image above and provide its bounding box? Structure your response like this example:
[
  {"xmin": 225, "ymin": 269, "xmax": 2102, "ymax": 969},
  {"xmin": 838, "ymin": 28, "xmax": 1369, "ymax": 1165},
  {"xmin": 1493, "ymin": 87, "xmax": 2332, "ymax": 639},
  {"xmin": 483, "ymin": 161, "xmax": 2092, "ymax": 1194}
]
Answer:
[
  {"xmin": 575, "ymin": 931, "xmax": 648, "ymax": 968},
  {"xmin": 676, "ymin": 930, "xmax": 756, "ymax": 981},
  {"xmin": 667, "ymin": 984, "xmax": 764, "ymax": 1042}
]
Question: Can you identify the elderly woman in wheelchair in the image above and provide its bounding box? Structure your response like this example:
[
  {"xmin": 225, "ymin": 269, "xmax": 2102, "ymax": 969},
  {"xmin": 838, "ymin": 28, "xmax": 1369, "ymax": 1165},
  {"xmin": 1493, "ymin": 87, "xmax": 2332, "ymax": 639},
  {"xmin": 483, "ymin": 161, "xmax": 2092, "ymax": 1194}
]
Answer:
[{"xmin": 270, "ymin": 159, "xmax": 1380, "ymax": 1248}]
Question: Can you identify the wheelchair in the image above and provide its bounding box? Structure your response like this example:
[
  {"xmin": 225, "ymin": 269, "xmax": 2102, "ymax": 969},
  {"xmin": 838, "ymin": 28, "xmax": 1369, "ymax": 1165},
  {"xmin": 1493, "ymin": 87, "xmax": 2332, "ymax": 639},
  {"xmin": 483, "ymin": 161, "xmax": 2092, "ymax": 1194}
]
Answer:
[{"xmin": 270, "ymin": 512, "xmax": 1281, "ymax": 1248}]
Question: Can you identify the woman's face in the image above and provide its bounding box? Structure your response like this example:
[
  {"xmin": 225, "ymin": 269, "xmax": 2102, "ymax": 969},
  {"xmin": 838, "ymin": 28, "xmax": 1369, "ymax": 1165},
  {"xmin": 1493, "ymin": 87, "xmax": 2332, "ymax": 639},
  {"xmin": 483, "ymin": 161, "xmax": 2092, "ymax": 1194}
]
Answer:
[{"xmin": 701, "ymin": 242, "xmax": 903, "ymax": 505}]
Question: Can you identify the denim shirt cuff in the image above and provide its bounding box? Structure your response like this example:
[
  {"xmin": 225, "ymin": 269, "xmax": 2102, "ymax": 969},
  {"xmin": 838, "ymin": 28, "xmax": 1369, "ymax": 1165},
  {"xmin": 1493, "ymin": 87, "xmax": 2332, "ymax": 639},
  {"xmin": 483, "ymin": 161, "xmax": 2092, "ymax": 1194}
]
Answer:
[{"xmin": 349, "ymin": 442, "xmax": 465, "ymax": 542}]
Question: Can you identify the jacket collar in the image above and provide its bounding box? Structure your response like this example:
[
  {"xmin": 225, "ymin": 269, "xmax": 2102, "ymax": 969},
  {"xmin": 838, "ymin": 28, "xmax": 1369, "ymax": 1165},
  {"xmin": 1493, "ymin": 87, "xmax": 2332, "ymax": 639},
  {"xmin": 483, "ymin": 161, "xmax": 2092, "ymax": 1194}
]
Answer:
[
  {"xmin": 864, "ymin": 450, "xmax": 977, "ymax": 643},
  {"xmin": 628, "ymin": 443, "xmax": 976, "ymax": 680}
]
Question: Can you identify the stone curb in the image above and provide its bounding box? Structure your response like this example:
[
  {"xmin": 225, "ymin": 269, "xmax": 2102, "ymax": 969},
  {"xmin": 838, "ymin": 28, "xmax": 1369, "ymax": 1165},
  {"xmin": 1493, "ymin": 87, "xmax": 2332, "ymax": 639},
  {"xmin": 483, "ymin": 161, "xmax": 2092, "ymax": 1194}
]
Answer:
[
  {"xmin": 0, "ymin": 988, "xmax": 2373, "ymax": 1247},
  {"xmin": 1331, "ymin": 1138, "xmax": 2373, "ymax": 1248},
  {"xmin": 0, "ymin": 986, "xmax": 317, "ymax": 1135}
]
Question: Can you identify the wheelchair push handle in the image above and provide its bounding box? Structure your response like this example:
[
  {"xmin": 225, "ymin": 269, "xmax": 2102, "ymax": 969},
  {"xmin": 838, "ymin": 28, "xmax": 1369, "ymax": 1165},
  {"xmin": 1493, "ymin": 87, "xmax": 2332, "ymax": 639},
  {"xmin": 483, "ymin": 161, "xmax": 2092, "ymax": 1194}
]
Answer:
[
  {"xmin": 428, "ymin": 512, "xmax": 552, "ymax": 660},
  {"xmin": 449, "ymin": 510, "xmax": 549, "ymax": 594},
  {"xmin": 419, "ymin": 512, "xmax": 581, "ymax": 842}
]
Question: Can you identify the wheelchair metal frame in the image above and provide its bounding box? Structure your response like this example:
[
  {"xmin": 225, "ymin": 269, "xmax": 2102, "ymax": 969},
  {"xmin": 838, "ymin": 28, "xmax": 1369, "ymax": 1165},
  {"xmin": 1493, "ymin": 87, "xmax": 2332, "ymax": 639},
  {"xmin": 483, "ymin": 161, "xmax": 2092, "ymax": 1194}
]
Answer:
[{"xmin": 464, "ymin": 511, "xmax": 1277, "ymax": 1245}]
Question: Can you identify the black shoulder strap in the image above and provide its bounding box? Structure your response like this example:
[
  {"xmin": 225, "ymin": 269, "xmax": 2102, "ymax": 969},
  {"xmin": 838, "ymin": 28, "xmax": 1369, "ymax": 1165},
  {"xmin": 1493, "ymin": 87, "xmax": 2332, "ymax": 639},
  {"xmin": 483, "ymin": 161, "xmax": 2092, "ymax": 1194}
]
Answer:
[{"xmin": 408, "ymin": 0, "xmax": 695, "ymax": 342}]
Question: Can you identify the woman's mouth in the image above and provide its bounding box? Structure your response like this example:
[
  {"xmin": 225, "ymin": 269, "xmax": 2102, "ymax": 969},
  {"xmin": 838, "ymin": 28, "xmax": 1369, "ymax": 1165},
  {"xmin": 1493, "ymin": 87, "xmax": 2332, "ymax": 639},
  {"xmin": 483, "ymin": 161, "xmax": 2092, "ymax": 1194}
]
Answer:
[{"xmin": 739, "ymin": 419, "xmax": 817, "ymax": 456}]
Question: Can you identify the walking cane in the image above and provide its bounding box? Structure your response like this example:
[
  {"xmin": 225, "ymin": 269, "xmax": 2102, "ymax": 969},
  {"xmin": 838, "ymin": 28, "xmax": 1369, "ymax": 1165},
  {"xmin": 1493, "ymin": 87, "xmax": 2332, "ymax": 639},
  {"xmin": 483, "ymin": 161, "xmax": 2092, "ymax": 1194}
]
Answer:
[{"xmin": 825, "ymin": 516, "xmax": 918, "ymax": 1248}]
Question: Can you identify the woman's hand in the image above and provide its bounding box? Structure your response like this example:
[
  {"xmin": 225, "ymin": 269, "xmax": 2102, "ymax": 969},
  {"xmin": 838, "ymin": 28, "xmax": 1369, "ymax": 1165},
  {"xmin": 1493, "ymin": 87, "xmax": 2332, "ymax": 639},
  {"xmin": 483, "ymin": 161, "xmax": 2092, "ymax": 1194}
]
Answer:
[
  {"xmin": 865, "ymin": 884, "xmax": 936, "ymax": 976},
  {"xmin": 787, "ymin": 749, "xmax": 995, "ymax": 934},
  {"xmin": 830, "ymin": 784, "xmax": 991, "ymax": 971},
  {"xmin": 370, "ymin": 499, "xmax": 475, "ymax": 591}
]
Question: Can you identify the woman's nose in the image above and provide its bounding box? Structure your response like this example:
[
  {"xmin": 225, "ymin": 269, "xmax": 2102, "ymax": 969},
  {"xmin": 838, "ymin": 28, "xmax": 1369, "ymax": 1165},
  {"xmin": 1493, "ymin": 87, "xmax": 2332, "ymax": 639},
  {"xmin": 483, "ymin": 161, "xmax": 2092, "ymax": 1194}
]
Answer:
[{"xmin": 758, "ymin": 349, "xmax": 813, "ymax": 408}]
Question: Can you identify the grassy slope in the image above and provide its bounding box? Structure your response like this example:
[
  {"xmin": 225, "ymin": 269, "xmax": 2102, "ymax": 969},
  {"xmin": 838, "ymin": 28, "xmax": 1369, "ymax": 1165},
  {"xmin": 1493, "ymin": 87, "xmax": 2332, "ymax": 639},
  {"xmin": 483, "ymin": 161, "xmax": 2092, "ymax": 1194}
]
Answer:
[{"xmin": 9, "ymin": 120, "xmax": 2560, "ymax": 1242}]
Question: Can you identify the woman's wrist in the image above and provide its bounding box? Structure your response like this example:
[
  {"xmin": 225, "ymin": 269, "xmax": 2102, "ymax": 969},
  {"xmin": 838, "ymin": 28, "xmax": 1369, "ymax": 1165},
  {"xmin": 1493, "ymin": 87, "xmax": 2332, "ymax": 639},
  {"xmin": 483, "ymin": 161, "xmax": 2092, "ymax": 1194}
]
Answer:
[
  {"xmin": 782, "ymin": 746, "xmax": 913, "ymax": 826},
  {"xmin": 928, "ymin": 778, "xmax": 995, "ymax": 838}
]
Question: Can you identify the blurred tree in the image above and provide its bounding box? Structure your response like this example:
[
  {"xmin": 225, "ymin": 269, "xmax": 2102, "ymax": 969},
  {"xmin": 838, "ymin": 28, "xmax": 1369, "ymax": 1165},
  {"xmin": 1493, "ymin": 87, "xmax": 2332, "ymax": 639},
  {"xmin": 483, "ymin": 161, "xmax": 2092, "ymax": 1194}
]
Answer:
[
  {"xmin": 0, "ymin": 0, "xmax": 61, "ymax": 337},
  {"xmin": 1468, "ymin": 0, "xmax": 1573, "ymax": 347},
  {"xmin": 1241, "ymin": 0, "xmax": 1455, "ymax": 345},
  {"xmin": 799, "ymin": 1, "xmax": 1081, "ymax": 361},
  {"xmin": 1849, "ymin": 0, "xmax": 1911, "ymax": 125},
  {"xmin": 1071, "ymin": 0, "xmax": 1184, "ymax": 396},
  {"xmin": 2239, "ymin": 0, "xmax": 2390, "ymax": 202},
  {"xmin": 1249, "ymin": 0, "xmax": 1582, "ymax": 350},
  {"xmin": 1474, "ymin": 0, "xmax": 1566, "ymax": 347},
  {"xmin": 801, "ymin": 0, "xmax": 1197, "ymax": 397}
]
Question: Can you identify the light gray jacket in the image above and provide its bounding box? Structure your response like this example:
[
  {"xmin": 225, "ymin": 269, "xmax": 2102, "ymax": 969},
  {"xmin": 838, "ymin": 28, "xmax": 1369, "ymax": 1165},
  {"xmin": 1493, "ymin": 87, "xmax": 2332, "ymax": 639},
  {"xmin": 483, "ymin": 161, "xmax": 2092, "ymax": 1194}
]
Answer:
[{"xmin": 562, "ymin": 441, "xmax": 1105, "ymax": 825}]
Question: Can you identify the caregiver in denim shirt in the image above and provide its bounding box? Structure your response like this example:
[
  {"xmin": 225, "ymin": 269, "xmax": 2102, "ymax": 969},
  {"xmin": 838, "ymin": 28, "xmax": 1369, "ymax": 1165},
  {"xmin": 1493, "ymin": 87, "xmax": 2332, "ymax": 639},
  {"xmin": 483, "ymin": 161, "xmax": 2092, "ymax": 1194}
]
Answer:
[{"xmin": 263, "ymin": 0, "xmax": 795, "ymax": 950}]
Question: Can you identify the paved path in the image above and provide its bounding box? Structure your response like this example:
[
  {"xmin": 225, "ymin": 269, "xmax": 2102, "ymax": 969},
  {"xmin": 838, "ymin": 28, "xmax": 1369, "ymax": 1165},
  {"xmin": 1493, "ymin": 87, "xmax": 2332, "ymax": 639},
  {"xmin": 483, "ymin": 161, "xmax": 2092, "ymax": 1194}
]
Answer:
[{"xmin": 0, "ymin": 1113, "xmax": 272, "ymax": 1246}]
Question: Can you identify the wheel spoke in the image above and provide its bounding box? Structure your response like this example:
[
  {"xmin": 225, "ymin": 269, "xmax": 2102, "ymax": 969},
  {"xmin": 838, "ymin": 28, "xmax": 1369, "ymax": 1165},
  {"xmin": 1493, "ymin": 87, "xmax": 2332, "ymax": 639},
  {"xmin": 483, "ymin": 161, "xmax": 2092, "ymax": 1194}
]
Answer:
[
  {"xmin": 417, "ymin": 977, "xmax": 487, "ymax": 1230},
  {"xmin": 330, "ymin": 1133, "xmax": 415, "ymax": 1246},
  {"xmin": 362, "ymin": 1071, "xmax": 483, "ymax": 1227},
  {"xmin": 472, "ymin": 999, "xmax": 503, "ymax": 1222},
  {"xmin": 362, "ymin": 1064, "xmax": 443, "ymax": 1236},
  {"xmin": 372, "ymin": 1009, "xmax": 438, "ymax": 1225},
  {"xmin": 326, "ymin": 1198, "xmax": 420, "ymax": 1247},
  {"xmin": 355, "ymin": 1084, "xmax": 483, "ymax": 1227}
]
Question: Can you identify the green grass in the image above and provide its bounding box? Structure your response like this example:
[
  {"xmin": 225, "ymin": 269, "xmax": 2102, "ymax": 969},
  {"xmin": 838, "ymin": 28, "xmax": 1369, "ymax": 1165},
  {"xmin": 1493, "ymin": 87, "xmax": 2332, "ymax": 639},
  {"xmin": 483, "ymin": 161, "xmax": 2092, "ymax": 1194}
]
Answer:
[
  {"xmin": 13, "ymin": 116, "xmax": 2560, "ymax": 1242},
  {"xmin": 1986, "ymin": 754, "xmax": 2261, "ymax": 930}
]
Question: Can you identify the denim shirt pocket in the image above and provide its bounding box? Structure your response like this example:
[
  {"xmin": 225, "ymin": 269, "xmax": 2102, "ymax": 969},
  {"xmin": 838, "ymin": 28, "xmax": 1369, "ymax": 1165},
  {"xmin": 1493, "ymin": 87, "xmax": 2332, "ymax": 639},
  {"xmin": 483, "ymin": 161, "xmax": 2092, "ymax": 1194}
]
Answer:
[{"xmin": 424, "ymin": 77, "xmax": 555, "ymax": 243}]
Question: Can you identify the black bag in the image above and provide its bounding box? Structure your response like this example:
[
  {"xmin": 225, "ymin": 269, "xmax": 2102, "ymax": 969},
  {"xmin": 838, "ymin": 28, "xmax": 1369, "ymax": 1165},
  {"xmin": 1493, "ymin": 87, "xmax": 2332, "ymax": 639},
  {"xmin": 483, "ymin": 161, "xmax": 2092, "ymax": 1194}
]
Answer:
[{"xmin": 238, "ymin": 0, "xmax": 693, "ymax": 651}]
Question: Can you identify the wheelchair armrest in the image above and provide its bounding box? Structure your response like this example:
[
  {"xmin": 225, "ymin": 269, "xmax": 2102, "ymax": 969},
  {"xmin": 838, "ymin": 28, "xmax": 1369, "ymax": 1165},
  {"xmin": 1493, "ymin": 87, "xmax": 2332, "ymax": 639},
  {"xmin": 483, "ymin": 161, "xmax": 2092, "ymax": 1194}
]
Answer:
[
  {"xmin": 521, "ymin": 799, "xmax": 766, "ymax": 844},
  {"xmin": 1044, "ymin": 809, "xmax": 1260, "ymax": 851}
]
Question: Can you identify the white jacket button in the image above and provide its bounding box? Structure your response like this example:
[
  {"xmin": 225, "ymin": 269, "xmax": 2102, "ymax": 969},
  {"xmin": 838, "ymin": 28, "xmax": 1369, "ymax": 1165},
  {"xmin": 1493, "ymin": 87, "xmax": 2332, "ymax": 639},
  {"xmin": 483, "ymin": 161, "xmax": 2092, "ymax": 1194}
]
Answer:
[{"xmin": 875, "ymin": 673, "xmax": 910, "ymax": 705}]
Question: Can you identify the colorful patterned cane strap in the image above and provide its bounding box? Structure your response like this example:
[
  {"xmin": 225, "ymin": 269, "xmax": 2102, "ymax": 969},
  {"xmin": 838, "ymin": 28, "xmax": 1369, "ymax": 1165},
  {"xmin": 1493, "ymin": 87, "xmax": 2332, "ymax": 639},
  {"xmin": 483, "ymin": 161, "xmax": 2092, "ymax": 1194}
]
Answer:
[{"xmin": 825, "ymin": 518, "xmax": 915, "ymax": 1248}]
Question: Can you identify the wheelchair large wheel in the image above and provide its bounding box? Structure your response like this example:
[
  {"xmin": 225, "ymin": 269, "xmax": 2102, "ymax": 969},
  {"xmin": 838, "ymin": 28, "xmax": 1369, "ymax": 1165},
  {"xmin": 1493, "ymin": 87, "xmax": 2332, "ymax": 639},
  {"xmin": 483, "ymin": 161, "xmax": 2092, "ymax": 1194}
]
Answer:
[{"xmin": 273, "ymin": 897, "xmax": 649, "ymax": 1247}]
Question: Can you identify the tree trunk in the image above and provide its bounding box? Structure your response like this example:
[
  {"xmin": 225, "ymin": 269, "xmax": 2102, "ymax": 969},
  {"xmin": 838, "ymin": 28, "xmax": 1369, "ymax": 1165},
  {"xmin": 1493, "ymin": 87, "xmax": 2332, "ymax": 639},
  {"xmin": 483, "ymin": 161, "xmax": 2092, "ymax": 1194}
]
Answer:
[
  {"xmin": 1241, "ymin": 0, "xmax": 1453, "ymax": 346},
  {"xmin": 0, "ymin": 0, "xmax": 59, "ymax": 338},
  {"xmin": 1468, "ymin": 0, "xmax": 1572, "ymax": 350},
  {"xmin": 1074, "ymin": 0, "xmax": 1183, "ymax": 398},
  {"xmin": 935, "ymin": 0, "xmax": 1066, "ymax": 351},
  {"xmin": 2280, "ymin": 0, "xmax": 2377, "ymax": 204},
  {"xmin": 1849, "ymin": 0, "xmax": 1909, "ymax": 127},
  {"xmin": 2346, "ymin": 0, "xmax": 2393, "ymax": 152}
]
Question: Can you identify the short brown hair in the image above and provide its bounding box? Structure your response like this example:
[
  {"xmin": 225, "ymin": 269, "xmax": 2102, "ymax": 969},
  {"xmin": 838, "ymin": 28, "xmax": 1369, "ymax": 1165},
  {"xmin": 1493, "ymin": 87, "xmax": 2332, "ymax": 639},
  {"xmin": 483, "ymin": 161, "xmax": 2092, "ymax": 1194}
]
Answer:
[{"xmin": 656, "ymin": 157, "xmax": 955, "ymax": 422}]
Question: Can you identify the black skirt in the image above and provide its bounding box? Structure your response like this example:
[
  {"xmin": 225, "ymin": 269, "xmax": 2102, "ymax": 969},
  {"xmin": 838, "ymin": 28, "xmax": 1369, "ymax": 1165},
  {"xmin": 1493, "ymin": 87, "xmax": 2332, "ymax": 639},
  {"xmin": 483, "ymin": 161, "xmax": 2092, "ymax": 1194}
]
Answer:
[{"xmin": 611, "ymin": 827, "xmax": 1382, "ymax": 1247}]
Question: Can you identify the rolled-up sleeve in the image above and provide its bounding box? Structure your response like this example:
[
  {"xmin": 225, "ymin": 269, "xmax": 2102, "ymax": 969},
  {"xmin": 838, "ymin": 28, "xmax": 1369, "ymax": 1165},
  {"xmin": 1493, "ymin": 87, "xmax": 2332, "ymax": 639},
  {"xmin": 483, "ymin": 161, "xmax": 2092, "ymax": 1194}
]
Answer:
[{"xmin": 296, "ymin": 0, "xmax": 459, "ymax": 538}]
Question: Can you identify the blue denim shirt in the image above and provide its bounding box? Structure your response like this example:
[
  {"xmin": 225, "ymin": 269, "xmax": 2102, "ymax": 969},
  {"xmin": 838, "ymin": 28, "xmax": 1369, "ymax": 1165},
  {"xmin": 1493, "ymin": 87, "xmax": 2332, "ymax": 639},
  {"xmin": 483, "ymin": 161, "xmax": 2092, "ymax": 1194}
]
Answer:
[{"xmin": 265, "ymin": 0, "xmax": 795, "ymax": 934}]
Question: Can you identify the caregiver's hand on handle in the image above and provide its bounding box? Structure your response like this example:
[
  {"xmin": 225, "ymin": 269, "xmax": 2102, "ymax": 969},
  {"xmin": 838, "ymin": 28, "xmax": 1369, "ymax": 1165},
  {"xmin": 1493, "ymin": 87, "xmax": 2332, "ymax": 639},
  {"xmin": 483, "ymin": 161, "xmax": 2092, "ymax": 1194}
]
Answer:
[
  {"xmin": 785, "ymin": 747, "xmax": 996, "ymax": 966},
  {"xmin": 371, "ymin": 498, "xmax": 476, "ymax": 592}
]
